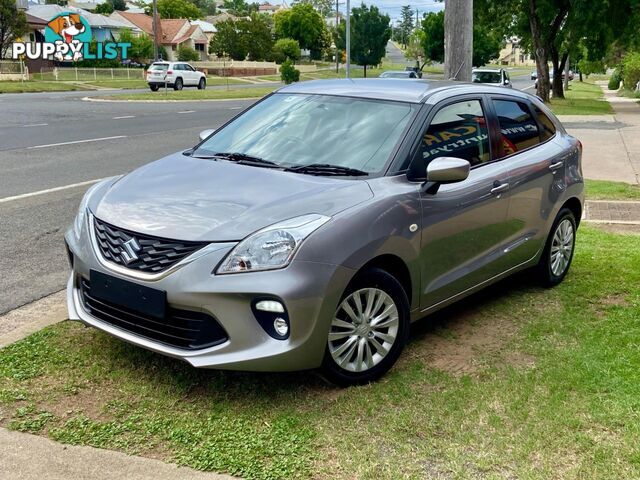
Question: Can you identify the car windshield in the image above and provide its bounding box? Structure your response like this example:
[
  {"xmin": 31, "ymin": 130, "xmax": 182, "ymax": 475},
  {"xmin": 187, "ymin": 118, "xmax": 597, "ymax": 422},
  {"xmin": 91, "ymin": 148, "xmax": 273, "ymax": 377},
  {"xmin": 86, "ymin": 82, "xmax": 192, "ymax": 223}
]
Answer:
[
  {"xmin": 149, "ymin": 64, "xmax": 169, "ymax": 71},
  {"xmin": 193, "ymin": 93, "xmax": 417, "ymax": 174},
  {"xmin": 472, "ymin": 71, "xmax": 501, "ymax": 83}
]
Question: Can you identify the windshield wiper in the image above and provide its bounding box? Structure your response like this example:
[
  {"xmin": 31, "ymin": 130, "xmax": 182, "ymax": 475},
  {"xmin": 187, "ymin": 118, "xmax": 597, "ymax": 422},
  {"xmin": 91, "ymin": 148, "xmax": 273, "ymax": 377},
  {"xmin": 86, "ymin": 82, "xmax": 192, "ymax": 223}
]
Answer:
[
  {"xmin": 284, "ymin": 164, "xmax": 369, "ymax": 177},
  {"xmin": 211, "ymin": 152, "xmax": 281, "ymax": 168}
]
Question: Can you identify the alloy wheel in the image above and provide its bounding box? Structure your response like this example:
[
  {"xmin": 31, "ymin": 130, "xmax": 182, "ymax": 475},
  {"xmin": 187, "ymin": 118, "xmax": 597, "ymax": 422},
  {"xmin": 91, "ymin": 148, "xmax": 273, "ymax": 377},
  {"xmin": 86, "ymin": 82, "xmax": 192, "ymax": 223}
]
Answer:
[
  {"xmin": 550, "ymin": 218, "xmax": 574, "ymax": 276},
  {"xmin": 328, "ymin": 288, "xmax": 399, "ymax": 373}
]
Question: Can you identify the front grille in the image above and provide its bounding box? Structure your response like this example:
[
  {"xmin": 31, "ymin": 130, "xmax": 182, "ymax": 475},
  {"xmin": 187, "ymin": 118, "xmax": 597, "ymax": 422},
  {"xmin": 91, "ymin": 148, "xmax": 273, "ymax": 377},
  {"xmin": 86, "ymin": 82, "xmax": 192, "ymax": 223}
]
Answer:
[
  {"xmin": 80, "ymin": 278, "xmax": 228, "ymax": 350},
  {"xmin": 93, "ymin": 217, "xmax": 207, "ymax": 274}
]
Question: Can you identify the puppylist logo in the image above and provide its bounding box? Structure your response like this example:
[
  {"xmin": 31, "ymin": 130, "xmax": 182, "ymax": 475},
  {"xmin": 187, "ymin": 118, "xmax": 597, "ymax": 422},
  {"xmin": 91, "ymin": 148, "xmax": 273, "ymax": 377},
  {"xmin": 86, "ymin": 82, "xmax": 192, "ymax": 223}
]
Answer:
[{"xmin": 12, "ymin": 13, "xmax": 130, "ymax": 62}]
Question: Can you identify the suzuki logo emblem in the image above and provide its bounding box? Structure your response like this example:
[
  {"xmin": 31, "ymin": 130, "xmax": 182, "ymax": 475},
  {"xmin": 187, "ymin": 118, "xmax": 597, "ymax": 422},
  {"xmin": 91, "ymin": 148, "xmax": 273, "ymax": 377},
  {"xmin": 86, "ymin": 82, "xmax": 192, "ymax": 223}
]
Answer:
[{"xmin": 121, "ymin": 237, "xmax": 141, "ymax": 264}]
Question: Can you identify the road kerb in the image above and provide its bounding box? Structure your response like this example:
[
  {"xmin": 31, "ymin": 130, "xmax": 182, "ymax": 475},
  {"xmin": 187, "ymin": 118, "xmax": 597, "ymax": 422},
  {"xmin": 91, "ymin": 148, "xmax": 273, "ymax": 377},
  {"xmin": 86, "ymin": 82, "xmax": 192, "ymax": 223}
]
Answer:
[{"xmin": 0, "ymin": 290, "xmax": 67, "ymax": 349}]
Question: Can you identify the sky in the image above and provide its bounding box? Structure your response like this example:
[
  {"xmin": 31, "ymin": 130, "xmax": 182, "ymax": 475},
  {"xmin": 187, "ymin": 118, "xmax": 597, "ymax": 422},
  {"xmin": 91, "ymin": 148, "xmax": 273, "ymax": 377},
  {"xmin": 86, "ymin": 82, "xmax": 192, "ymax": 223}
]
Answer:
[{"xmin": 273, "ymin": 1, "xmax": 445, "ymax": 23}]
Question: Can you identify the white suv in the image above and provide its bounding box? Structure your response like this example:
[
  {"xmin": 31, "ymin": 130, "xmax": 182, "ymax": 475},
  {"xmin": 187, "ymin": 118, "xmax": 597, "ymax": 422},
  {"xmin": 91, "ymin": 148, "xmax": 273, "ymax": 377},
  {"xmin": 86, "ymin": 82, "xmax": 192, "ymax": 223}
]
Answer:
[{"xmin": 146, "ymin": 62, "xmax": 207, "ymax": 91}]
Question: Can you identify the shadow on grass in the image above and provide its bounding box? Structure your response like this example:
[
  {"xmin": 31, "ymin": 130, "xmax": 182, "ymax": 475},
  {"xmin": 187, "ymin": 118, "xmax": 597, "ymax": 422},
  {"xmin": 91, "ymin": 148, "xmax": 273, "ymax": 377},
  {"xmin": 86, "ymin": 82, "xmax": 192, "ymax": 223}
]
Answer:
[{"xmin": 86, "ymin": 268, "xmax": 545, "ymax": 402}]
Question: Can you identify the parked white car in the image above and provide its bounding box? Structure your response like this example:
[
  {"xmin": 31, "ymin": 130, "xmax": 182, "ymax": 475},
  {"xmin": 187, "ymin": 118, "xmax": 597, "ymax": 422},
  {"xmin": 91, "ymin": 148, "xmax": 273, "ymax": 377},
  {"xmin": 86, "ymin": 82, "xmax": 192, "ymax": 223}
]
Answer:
[
  {"xmin": 146, "ymin": 62, "xmax": 207, "ymax": 91},
  {"xmin": 472, "ymin": 68, "xmax": 512, "ymax": 88}
]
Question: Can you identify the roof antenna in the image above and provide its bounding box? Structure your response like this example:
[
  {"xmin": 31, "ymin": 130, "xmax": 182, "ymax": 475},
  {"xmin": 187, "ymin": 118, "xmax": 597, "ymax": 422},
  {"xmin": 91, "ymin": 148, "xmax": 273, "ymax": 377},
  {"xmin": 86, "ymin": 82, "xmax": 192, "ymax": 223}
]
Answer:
[{"xmin": 449, "ymin": 60, "xmax": 466, "ymax": 81}]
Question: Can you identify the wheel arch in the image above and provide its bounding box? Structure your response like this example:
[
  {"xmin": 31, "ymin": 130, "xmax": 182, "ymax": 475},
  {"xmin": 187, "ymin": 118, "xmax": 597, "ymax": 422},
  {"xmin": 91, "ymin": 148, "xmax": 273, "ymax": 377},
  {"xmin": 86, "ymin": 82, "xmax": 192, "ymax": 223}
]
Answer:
[
  {"xmin": 353, "ymin": 254, "xmax": 413, "ymax": 307},
  {"xmin": 561, "ymin": 197, "xmax": 583, "ymax": 226}
]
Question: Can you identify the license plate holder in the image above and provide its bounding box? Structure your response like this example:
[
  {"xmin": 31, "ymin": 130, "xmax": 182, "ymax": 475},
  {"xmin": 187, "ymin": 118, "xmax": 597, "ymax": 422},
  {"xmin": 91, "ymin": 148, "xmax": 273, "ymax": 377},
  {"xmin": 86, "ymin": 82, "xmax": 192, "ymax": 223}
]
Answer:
[{"xmin": 90, "ymin": 270, "xmax": 166, "ymax": 319}]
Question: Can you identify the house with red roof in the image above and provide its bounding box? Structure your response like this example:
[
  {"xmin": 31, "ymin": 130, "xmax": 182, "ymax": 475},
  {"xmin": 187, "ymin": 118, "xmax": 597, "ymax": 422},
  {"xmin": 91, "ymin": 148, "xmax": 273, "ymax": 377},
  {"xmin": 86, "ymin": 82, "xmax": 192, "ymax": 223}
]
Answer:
[{"xmin": 110, "ymin": 11, "xmax": 209, "ymax": 61}]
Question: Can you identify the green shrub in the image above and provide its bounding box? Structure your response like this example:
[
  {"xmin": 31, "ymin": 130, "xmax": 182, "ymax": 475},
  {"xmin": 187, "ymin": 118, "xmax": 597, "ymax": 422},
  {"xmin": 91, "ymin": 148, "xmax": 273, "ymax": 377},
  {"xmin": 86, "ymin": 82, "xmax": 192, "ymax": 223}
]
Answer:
[
  {"xmin": 280, "ymin": 59, "xmax": 300, "ymax": 84},
  {"xmin": 177, "ymin": 45, "xmax": 200, "ymax": 62},
  {"xmin": 622, "ymin": 52, "xmax": 640, "ymax": 90},
  {"xmin": 608, "ymin": 68, "xmax": 621, "ymax": 90},
  {"xmin": 272, "ymin": 38, "xmax": 301, "ymax": 64}
]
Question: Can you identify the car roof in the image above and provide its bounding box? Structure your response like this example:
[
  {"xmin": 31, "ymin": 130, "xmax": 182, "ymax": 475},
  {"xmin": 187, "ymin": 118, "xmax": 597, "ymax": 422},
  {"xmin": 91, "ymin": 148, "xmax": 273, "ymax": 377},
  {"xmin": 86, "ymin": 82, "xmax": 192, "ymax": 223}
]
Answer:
[{"xmin": 276, "ymin": 79, "xmax": 533, "ymax": 104}]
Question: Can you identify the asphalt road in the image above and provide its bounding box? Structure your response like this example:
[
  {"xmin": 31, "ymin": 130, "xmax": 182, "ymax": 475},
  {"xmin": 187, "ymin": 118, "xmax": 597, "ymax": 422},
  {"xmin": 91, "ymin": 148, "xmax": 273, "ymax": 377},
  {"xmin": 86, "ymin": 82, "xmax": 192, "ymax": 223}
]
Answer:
[
  {"xmin": 0, "ymin": 76, "xmax": 535, "ymax": 315},
  {"xmin": 0, "ymin": 89, "xmax": 258, "ymax": 314}
]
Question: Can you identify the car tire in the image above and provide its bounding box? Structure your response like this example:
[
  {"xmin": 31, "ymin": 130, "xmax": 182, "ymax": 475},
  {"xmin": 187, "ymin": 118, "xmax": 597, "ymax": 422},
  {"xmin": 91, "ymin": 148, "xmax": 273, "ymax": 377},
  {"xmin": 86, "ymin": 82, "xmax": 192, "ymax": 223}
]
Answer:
[
  {"xmin": 321, "ymin": 268, "xmax": 410, "ymax": 386},
  {"xmin": 174, "ymin": 78, "xmax": 183, "ymax": 91},
  {"xmin": 149, "ymin": 84, "xmax": 159, "ymax": 92},
  {"xmin": 537, "ymin": 208, "xmax": 577, "ymax": 287},
  {"xmin": 198, "ymin": 78, "xmax": 206, "ymax": 90}
]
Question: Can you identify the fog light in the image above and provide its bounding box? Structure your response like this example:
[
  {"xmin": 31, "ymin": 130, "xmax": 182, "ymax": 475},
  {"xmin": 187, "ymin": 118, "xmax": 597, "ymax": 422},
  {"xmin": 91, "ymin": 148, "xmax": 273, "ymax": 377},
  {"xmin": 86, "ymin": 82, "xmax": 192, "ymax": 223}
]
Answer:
[
  {"xmin": 273, "ymin": 317, "xmax": 289, "ymax": 336},
  {"xmin": 255, "ymin": 300, "xmax": 285, "ymax": 313}
]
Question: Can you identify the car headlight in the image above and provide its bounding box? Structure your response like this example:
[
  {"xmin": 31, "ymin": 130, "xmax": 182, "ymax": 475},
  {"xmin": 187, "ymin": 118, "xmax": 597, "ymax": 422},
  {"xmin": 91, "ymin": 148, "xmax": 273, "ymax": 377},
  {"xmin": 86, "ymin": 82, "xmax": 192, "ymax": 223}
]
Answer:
[
  {"xmin": 73, "ymin": 180, "xmax": 109, "ymax": 240},
  {"xmin": 216, "ymin": 214, "xmax": 330, "ymax": 274}
]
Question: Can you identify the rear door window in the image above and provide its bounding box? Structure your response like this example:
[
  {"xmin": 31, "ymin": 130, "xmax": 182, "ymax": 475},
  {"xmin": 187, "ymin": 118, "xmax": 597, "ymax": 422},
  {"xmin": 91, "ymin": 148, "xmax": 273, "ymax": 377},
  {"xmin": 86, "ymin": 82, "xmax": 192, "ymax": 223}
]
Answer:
[
  {"xmin": 533, "ymin": 106, "xmax": 557, "ymax": 141},
  {"xmin": 493, "ymin": 100, "xmax": 540, "ymax": 157}
]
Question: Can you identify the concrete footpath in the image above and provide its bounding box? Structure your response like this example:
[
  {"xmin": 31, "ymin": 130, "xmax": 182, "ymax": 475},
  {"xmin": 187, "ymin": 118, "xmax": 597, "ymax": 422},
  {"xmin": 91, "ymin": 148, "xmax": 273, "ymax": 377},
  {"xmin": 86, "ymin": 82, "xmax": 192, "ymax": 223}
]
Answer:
[
  {"xmin": 0, "ymin": 428, "xmax": 234, "ymax": 480},
  {"xmin": 558, "ymin": 82, "xmax": 640, "ymax": 185}
]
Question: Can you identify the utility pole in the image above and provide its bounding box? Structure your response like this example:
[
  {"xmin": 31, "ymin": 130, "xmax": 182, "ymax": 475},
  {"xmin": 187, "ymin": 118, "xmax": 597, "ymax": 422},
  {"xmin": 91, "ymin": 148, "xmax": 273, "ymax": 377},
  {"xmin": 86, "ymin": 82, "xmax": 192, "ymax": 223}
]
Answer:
[
  {"xmin": 444, "ymin": 0, "xmax": 473, "ymax": 81},
  {"xmin": 346, "ymin": 0, "xmax": 351, "ymax": 78},
  {"xmin": 152, "ymin": 0, "xmax": 160, "ymax": 60}
]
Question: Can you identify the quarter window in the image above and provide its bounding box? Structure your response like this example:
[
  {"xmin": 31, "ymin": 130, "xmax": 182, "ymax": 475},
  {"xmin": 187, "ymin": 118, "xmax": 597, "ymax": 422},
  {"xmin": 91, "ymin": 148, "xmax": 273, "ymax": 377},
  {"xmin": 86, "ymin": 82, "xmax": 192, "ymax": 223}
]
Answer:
[
  {"xmin": 419, "ymin": 100, "xmax": 490, "ymax": 167},
  {"xmin": 534, "ymin": 105, "xmax": 556, "ymax": 141},
  {"xmin": 494, "ymin": 100, "xmax": 540, "ymax": 157}
]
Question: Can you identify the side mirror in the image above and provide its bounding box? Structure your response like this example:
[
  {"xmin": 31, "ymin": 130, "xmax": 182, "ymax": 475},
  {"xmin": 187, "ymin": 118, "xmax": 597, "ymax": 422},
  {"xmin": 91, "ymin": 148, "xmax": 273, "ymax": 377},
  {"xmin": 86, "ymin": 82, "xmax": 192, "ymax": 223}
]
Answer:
[
  {"xmin": 199, "ymin": 129, "xmax": 214, "ymax": 142},
  {"xmin": 426, "ymin": 157, "xmax": 470, "ymax": 184}
]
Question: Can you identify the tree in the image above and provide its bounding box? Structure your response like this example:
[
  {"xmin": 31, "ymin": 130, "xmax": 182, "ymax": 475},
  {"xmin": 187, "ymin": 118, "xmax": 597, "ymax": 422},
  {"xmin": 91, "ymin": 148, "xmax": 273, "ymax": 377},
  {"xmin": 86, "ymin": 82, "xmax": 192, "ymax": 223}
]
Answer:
[
  {"xmin": 223, "ymin": 0, "xmax": 258, "ymax": 15},
  {"xmin": 272, "ymin": 38, "xmax": 301, "ymax": 64},
  {"xmin": 335, "ymin": 3, "xmax": 391, "ymax": 77},
  {"xmin": 156, "ymin": 0, "xmax": 201, "ymax": 19},
  {"xmin": 280, "ymin": 58, "xmax": 300, "ymax": 84},
  {"xmin": 209, "ymin": 19, "xmax": 247, "ymax": 59},
  {"xmin": 405, "ymin": 30, "xmax": 425, "ymax": 66},
  {"xmin": 208, "ymin": 15, "xmax": 273, "ymax": 61},
  {"xmin": 292, "ymin": 0, "xmax": 333, "ymax": 17},
  {"xmin": 111, "ymin": 0, "xmax": 127, "ymax": 11},
  {"xmin": 421, "ymin": 9, "xmax": 501, "ymax": 69},
  {"xmin": 0, "ymin": 0, "xmax": 27, "ymax": 59},
  {"xmin": 474, "ymin": 0, "xmax": 639, "ymax": 101},
  {"xmin": 398, "ymin": 5, "xmax": 414, "ymax": 47},
  {"xmin": 421, "ymin": 11, "xmax": 444, "ymax": 64},
  {"xmin": 274, "ymin": 3, "xmax": 328, "ymax": 57},
  {"xmin": 95, "ymin": 2, "xmax": 114, "ymax": 14},
  {"xmin": 177, "ymin": 44, "xmax": 200, "ymax": 61},
  {"xmin": 118, "ymin": 30, "xmax": 154, "ymax": 63},
  {"xmin": 245, "ymin": 13, "xmax": 273, "ymax": 61},
  {"xmin": 471, "ymin": 24, "xmax": 501, "ymax": 67}
]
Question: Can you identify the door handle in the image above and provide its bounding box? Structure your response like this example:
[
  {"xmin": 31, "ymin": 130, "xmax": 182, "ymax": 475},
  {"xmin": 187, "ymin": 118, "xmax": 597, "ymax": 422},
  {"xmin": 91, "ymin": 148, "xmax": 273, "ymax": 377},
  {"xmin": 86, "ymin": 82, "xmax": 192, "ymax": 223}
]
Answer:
[
  {"xmin": 490, "ymin": 182, "xmax": 509, "ymax": 195},
  {"xmin": 549, "ymin": 161, "xmax": 564, "ymax": 171}
]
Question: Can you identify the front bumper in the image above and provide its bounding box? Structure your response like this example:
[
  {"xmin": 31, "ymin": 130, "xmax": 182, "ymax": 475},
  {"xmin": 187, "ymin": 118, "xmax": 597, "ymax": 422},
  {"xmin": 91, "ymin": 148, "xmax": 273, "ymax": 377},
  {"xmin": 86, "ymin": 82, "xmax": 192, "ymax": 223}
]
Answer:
[{"xmin": 65, "ymin": 226, "xmax": 355, "ymax": 372}]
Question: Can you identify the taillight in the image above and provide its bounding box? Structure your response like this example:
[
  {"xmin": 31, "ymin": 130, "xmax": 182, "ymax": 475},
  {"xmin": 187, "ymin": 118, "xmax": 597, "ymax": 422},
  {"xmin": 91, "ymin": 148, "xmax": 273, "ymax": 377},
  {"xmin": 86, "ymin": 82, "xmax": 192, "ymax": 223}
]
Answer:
[{"xmin": 167, "ymin": 70, "xmax": 173, "ymax": 75}]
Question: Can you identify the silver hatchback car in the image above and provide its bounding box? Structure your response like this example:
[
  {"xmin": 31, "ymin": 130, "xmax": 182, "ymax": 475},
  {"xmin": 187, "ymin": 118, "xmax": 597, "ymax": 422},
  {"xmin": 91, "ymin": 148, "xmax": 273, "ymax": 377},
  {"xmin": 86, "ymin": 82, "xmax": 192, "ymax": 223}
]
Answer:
[{"xmin": 65, "ymin": 79, "xmax": 583, "ymax": 385}]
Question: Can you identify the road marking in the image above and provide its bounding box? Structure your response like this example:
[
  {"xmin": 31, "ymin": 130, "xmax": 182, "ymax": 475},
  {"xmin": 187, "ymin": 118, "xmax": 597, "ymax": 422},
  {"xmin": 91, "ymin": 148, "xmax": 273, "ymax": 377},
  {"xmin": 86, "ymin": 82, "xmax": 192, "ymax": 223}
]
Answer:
[
  {"xmin": 27, "ymin": 135, "xmax": 126, "ymax": 150},
  {"xmin": 113, "ymin": 115, "xmax": 135, "ymax": 119},
  {"xmin": 229, "ymin": 107, "xmax": 243, "ymax": 110},
  {"xmin": 523, "ymin": 84, "xmax": 536, "ymax": 91},
  {"xmin": 0, "ymin": 178, "xmax": 104, "ymax": 204},
  {"xmin": 177, "ymin": 110, "xmax": 195, "ymax": 114},
  {"xmin": 20, "ymin": 123, "xmax": 48, "ymax": 127}
]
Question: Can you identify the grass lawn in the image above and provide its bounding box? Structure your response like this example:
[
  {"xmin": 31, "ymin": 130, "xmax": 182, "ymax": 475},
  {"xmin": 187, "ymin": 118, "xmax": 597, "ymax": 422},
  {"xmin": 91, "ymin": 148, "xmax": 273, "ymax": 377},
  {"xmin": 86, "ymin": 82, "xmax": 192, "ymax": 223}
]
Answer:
[
  {"xmin": 1, "ymin": 226, "xmax": 640, "ymax": 479},
  {"xmin": 549, "ymin": 81, "xmax": 613, "ymax": 115},
  {"xmin": 102, "ymin": 86, "xmax": 276, "ymax": 101},
  {"xmin": 586, "ymin": 179, "xmax": 640, "ymax": 200},
  {"xmin": 0, "ymin": 81, "xmax": 85, "ymax": 93}
]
